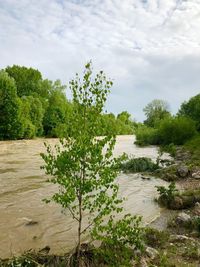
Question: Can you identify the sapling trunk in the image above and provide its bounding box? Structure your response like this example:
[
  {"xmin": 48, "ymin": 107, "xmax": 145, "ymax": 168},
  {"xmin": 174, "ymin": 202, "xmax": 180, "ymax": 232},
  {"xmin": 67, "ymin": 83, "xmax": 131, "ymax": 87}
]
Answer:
[{"xmin": 76, "ymin": 192, "xmax": 82, "ymax": 266}]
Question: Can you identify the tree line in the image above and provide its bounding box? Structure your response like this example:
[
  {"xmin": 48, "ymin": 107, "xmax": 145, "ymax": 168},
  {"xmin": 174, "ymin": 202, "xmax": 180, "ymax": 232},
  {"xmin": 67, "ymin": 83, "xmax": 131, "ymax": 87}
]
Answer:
[
  {"xmin": 0, "ymin": 65, "xmax": 135, "ymax": 140},
  {"xmin": 135, "ymin": 96, "xmax": 200, "ymax": 146}
]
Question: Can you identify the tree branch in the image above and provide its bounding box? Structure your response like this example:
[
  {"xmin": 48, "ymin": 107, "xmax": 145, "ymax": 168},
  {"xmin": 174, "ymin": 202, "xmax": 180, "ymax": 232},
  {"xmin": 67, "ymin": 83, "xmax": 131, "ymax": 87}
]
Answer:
[{"xmin": 68, "ymin": 206, "xmax": 79, "ymax": 222}]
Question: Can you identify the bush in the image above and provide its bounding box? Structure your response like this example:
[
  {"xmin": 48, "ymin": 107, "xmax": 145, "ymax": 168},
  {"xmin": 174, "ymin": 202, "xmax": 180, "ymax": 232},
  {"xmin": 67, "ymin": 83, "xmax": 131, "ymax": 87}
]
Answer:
[
  {"xmin": 93, "ymin": 215, "xmax": 144, "ymax": 267},
  {"xmin": 121, "ymin": 157, "xmax": 159, "ymax": 173},
  {"xmin": 156, "ymin": 182, "xmax": 178, "ymax": 207},
  {"xmin": 157, "ymin": 116, "xmax": 197, "ymax": 145},
  {"xmin": 178, "ymin": 93, "xmax": 200, "ymax": 131},
  {"xmin": 135, "ymin": 125, "xmax": 159, "ymax": 146}
]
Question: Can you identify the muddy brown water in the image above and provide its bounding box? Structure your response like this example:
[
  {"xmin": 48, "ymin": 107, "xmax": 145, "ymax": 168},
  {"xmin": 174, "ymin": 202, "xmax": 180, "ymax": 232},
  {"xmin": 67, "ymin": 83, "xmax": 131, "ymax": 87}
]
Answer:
[{"xmin": 0, "ymin": 135, "xmax": 167, "ymax": 258}]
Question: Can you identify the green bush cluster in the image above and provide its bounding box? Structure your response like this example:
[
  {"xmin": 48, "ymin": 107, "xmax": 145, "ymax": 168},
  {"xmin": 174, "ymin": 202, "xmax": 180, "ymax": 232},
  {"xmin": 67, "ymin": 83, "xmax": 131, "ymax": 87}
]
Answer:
[
  {"xmin": 135, "ymin": 116, "xmax": 197, "ymax": 147},
  {"xmin": 121, "ymin": 157, "xmax": 159, "ymax": 173},
  {"xmin": 135, "ymin": 125, "xmax": 159, "ymax": 146},
  {"xmin": 158, "ymin": 117, "xmax": 197, "ymax": 145}
]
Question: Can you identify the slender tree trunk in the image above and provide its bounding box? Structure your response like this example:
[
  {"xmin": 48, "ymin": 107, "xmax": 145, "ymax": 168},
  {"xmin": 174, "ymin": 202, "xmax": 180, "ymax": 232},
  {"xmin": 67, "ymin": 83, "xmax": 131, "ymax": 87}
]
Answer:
[
  {"xmin": 76, "ymin": 99, "xmax": 86, "ymax": 266},
  {"xmin": 76, "ymin": 193, "xmax": 82, "ymax": 266}
]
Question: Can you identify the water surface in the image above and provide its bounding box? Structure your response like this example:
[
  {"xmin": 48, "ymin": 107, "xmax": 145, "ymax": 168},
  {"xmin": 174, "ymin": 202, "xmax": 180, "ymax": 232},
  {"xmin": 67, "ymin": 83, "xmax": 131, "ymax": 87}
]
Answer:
[{"xmin": 0, "ymin": 135, "xmax": 167, "ymax": 258}]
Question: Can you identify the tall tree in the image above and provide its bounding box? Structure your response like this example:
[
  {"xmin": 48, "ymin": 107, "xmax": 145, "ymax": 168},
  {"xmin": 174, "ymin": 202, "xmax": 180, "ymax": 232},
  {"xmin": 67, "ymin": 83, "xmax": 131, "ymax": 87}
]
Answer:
[
  {"xmin": 117, "ymin": 111, "xmax": 134, "ymax": 134},
  {"xmin": 6, "ymin": 65, "xmax": 42, "ymax": 97},
  {"xmin": 41, "ymin": 63, "xmax": 143, "ymax": 266},
  {"xmin": 43, "ymin": 81, "xmax": 69, "ymax": 137},
  {"xmin": 0, "ymin": 71, "xmax": 23, "ymax": 140},
  {"xmin": 143, "ymin": 99, "xmax": 171, "ymax": 127},
  {"xmin": 21, "ymin": 96, "xmax": 44, "ymax": 136},
  {"xmin": 178, "ymin": 94, "xmax": 200, "ymax": 130}
]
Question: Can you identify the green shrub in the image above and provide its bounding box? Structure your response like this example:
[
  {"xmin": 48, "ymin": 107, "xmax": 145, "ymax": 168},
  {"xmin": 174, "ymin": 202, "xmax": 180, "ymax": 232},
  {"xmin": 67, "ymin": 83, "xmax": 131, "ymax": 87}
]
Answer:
[
  {"xmin": 94, "ymin": 215, "xmax": 144, "ymax": 267},
  {"xmin": 121, "ymin": 157, "xmax": 159, "ymax": 173},
  {"xmin": 135, "ymin": 125, "xmax": 159, "ymax": 146},
  {"xmin": 156, "ymin": 182, "xmax": 178, "ymax": 207},
  {"xmin": 157, "ymin": 116, "xmax": 197, "ymax": 145},
  {"xmin": 178, "ymin": 93, "xmax": 200, "ymax": 131},
  {"xmin": 21, "ymin": 119, "xmax": 36, "ymax": 139}
]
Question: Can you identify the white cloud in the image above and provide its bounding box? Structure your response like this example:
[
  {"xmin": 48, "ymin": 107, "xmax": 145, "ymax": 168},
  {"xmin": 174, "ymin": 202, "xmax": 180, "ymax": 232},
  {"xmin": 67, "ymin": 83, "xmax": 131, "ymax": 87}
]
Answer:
[{"xmin": 0, "ymin": 0, "xmax": 200, "ymax": 120}]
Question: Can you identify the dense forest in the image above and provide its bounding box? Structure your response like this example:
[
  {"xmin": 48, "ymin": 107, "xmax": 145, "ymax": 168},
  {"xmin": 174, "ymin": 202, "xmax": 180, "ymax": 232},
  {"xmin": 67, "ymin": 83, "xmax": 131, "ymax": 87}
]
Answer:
[{"xmin": 0, "ymin": 65, "xmax": 136, "ymax": 140}]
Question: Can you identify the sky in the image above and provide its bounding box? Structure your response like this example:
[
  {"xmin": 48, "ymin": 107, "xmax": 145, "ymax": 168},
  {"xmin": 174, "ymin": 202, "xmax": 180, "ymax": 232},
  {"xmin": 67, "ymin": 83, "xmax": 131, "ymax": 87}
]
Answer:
[{"xmin": 0, "ymin": 0, "xmax": 200, "ymax": 121}]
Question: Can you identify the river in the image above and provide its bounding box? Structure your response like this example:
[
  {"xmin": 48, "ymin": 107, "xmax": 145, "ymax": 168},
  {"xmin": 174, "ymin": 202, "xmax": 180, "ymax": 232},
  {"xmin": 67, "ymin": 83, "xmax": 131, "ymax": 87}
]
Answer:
[{"xmin": 0, "ymin": 135, "xmax": 167, "ymax": 258}]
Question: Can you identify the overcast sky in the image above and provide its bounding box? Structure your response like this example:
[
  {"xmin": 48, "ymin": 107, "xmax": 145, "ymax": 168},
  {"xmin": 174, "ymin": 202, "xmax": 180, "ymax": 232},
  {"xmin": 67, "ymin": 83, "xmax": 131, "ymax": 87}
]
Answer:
[{"xmin": 0, "ymin": 0, "xmax": 200, "ymax": 121}]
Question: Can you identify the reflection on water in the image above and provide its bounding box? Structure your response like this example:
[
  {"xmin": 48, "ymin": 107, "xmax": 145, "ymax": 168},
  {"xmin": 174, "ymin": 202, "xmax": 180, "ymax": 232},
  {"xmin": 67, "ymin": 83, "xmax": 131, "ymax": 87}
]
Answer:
[{"xmin": 0, "ymin": 135, "xmax": 167, "ymax": 258}]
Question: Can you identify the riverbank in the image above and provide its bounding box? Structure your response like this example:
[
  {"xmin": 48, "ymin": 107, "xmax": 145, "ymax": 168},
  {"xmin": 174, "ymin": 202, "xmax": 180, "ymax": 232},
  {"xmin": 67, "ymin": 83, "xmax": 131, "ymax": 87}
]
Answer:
[{"xmin": 143, "ymin": 144, "xmax": 200, "ymax": 266}]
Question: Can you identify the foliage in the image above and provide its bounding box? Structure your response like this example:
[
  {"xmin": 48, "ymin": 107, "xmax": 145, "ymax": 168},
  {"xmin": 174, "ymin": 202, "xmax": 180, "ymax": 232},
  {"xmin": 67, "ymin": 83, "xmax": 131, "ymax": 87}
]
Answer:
[
  {"xmin": 156, "ymin": 182, "xmax": 178, "ymax": 206},
  {"xmin": 135, "ymin": 125, "xmax": 159, "ymax": 146},
  {"xmin": 116, "ymin": 111, "xmax": 135, "ymax": 134},
  {"xmin": 21, "ymin": 96, "xmax": 44, "ymax": 136},
  {"xmin": 0, "ymin": 64, "xmax": 135, "ymax": 140},
  {"xmin": 98, "ymin": 113, "xmax": 118, "ymax": 135},
  {"xmin": 156, "ymin": 182, "xmax": 177, "ymax": 199},
  {"xmin": 135, "ymin": 116, "xmax": 197, "ymax": 147},
  {"xmin": 143, "ymin": 99, "xmax": 171, "ymax": 127},
  {"xmin": 121, "ymin": 157, "xmax": 159, "ymax": 173},
  {"xmin": 0, "ymin": 71, "xmax": 23, "ymax": 140},
  {"xmin": 6, "ymin": 65, "xmax": 42, "ymax": 97},
  {"xmin": 42, "ymin": 84, "xmax": 71, "ymax": 137},
  {"xmin": 97, "ymin": 111, "xmax": 135, "ymax": 136},
  {"xmin": 0, "ymin": 251, "xmax": 68, "ymax": 267},
  {"xmin": 157, "ymin": 116, "xmax": 197, "ymax": 145},
  {"xmin": 178, "ymin": 93, "xmax": 200, "ymax": 131},
  {"xmin": 93, "ymin": 214, "xmax": 144, "ymax": 267},
  {"xmin": 5, "ymin": 257, "xmax": 35, "ymax": 267},
  {"xmin": 41, "ymin": 63, "xmax": 143, "ymax": 266}
]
